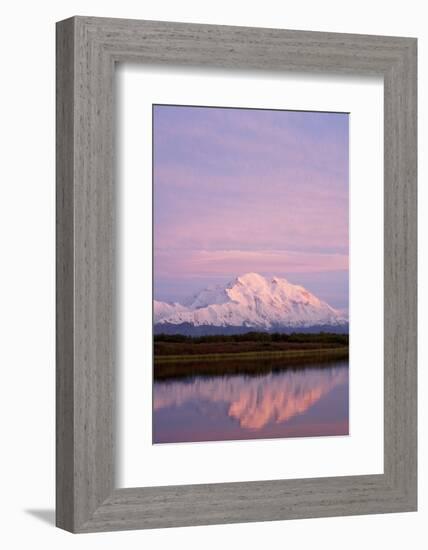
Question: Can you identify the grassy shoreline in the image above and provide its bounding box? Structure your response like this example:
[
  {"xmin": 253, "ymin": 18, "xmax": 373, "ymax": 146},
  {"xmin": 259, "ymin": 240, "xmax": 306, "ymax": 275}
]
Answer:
[
  {"xmin": 154, "ymin": 347, "xmax": 348, "ymax": 380},
  {"xmin": 154, "ymin": 346, "xmax": 348, "ymax": 364},
  {"xmin": 153, "ymin": 333, "xmax": 349, "ymax": 379}
]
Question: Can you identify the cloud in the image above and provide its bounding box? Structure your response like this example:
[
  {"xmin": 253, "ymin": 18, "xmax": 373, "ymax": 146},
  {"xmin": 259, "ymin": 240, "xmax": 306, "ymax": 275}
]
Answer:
[{"xmin": 154, "ymin": 248, "xmax": 348, "ymax": 278}]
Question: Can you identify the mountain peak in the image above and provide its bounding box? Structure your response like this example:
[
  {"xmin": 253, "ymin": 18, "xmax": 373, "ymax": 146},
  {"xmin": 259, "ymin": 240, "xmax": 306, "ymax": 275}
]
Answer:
[
  {"xmin": 233, "ymin": 272, "xmax": 291, "ymax": 290},
  {"xmin": 234, "ymin": 272, "xmax": 267, "ymax": 287},
  {"xmin": 154, "ymin": 272, "xmax": 347, "ymax": 331},
  {"xmin": 236, "ymin": 272, "xmax": 266, "ymax": 285}
]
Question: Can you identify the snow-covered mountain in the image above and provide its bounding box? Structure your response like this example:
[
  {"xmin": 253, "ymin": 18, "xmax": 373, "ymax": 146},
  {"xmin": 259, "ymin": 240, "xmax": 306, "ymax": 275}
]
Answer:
[{"xmin": 154, "ymin": 273, "xmax": 348, "ymax": 333}]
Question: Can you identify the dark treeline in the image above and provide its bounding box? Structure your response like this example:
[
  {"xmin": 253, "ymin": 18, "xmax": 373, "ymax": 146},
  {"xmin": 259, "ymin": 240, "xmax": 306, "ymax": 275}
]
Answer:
[{"xmin": 154, "ymin": 331, "xmax": 348, "ymax": 346}]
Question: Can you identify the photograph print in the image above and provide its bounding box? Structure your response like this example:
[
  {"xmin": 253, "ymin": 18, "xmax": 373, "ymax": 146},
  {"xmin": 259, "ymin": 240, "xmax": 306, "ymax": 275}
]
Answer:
[{"xmin": 152, "ymin": 104, "xmax": 349, "ymax": 444}]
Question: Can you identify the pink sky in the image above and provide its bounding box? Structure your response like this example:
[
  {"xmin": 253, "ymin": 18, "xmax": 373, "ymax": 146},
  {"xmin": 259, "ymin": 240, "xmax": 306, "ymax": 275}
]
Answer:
[{"xmin": 153, "ymin": 105, "xmax": 349, "ymax": 310}]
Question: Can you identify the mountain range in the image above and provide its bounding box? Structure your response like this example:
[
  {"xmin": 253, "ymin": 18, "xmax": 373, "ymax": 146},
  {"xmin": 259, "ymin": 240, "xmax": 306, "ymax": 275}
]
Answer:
[{"xmin": 154, "ymin": 273, "xmax": 348, "ymax": 335}]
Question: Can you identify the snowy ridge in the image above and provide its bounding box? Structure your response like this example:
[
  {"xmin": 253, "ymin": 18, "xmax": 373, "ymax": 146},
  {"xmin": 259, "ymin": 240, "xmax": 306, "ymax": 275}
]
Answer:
[{"xmin": 154, "ymin": 273, "xmax": 347, "ymax": 330}]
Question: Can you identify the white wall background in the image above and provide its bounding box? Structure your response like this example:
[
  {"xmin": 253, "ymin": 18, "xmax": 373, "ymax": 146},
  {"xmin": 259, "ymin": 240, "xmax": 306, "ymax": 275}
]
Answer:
[{"xmin": 0, "ymin": 1, "xmax": 425, "ymax": 548}]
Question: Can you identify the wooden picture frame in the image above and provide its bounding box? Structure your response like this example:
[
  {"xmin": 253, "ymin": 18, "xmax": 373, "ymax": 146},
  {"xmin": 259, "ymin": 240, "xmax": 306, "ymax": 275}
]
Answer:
[{"xmin": 56, "ymin": 16, "xmax": 417, "ymax": 532}]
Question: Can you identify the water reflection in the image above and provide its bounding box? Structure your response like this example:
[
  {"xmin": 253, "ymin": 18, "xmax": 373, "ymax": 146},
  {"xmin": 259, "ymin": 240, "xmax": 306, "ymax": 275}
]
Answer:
[{"xmin": 153, "ymin": 360, "xmax": 348, "ymax": 444}]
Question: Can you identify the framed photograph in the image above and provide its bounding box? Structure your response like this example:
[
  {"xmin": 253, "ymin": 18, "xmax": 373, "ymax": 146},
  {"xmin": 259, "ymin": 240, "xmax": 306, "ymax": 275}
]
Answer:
[
  {"xmin": 151, "ymin": 104, "xmax": 350, "ymax": 446},
  {"xmin": 56, "ymin": 16, "xmax": 417, "ymax": 532}
]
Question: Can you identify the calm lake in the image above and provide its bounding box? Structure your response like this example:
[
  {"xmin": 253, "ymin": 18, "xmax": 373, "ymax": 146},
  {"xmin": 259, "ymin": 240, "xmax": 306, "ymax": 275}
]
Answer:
[{"xmin": 153, "ymin": 359, "xmax": 349, "ymax": 444}]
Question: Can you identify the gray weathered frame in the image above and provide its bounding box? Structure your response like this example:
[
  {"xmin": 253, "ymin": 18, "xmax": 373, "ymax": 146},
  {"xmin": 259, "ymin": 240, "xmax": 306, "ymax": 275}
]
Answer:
[{"xmin": 56, "ymin": 16, "xmax": 417, "ymax": 533}]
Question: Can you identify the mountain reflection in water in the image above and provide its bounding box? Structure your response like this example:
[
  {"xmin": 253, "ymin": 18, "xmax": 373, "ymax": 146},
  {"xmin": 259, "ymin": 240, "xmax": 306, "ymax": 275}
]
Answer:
[{"xmin": 153, "ymin": 360, "xmax": 349, "ymax": 443}]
